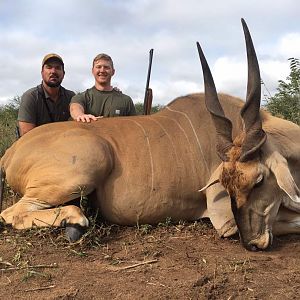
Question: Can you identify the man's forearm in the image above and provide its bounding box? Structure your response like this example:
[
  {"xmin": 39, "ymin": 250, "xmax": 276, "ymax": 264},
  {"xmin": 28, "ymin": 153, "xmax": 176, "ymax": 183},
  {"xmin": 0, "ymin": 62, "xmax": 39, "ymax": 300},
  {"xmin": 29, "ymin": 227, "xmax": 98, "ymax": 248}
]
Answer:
[
  {"xmin": 70, "ymin": 103, "xmax": 85, "ymax": 120},
  {"xmin": 18, "ymin": 121, "xmax": 36, "ymax": 136},
  {"xmin": 70, "ymin": 103, "xmax": 99, "ymax": 122}
]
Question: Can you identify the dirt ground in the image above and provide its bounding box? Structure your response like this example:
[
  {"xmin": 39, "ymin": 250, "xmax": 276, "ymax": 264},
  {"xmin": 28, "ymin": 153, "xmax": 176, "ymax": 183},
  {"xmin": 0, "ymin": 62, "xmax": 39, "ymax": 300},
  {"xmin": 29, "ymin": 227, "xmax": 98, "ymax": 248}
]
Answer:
[
  {"xmin": 1, "ymin": 221, "xmax": 300, "ymax": 299},
  {"xmin": 1, "ymin": 197, "xmax": 300, "ymax": 300}
]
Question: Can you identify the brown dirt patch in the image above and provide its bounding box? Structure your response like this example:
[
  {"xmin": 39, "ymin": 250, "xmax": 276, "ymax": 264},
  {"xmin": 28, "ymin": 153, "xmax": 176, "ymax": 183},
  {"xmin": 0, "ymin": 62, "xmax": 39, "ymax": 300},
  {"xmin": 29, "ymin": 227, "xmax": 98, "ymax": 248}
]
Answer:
[
  {"xmin": 1, "ymin": 193, "xmax": 300, "ymax": 299},
  {"xmin": 1, "ymin": 218, "xmax": 300, "ymax": 300}
]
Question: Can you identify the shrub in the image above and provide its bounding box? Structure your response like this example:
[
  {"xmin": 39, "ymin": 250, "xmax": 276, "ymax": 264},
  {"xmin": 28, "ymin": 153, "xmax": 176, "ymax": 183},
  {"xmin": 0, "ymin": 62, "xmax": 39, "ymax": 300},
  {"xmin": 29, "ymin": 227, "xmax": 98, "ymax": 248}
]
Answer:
[
  {"xmin": 265, "ymin": 58, "xmax": 300, "ymax": 125},
  {"xmin": 0, "ymin": 97, "xmax": 20, "ymax": 157},
  {"xmin": 134, "ymin": 102, "xmax": 164, "ymax": 115}
]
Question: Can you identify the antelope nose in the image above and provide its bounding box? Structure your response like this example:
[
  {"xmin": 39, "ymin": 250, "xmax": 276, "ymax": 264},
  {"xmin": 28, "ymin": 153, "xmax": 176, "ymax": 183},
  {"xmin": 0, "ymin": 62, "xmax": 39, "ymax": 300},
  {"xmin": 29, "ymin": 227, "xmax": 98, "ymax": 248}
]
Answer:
[{"xmin": 246, "ymin": 230, "xmax": 273, "ymax": 251}]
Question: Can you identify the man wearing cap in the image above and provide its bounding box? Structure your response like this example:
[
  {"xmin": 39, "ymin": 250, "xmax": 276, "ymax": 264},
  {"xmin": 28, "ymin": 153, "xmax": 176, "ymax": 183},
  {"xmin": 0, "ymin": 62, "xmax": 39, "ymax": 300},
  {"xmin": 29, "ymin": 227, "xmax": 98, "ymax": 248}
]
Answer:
[
  {"xmin": 70, "ymin": 53, "xmax": 136, "ymax": 122},
  {"xmin": 17, "ymin": 54, "xmax": 75, "ymax": 136}
]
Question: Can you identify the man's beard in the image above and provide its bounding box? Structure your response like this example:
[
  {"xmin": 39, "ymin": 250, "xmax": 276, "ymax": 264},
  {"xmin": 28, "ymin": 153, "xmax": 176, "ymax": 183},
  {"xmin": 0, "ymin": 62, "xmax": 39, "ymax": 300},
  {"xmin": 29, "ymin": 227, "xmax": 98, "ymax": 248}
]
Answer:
[{"xmin": 44, "ymin": 79, "xmax": 62, "ymax": 88}]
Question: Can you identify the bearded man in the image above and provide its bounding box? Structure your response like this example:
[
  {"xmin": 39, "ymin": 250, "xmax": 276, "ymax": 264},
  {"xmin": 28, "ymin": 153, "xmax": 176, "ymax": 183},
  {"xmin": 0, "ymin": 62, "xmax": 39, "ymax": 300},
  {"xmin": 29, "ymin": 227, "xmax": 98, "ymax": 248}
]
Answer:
[{"xmin": 17, "ymin": 54, "xmax": 75, "ymax": 136}]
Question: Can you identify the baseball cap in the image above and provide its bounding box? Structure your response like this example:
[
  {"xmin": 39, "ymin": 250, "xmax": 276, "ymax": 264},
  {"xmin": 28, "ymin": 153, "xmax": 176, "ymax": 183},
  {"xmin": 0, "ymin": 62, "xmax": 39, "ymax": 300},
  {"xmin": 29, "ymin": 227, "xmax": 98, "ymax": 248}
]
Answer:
[{"xmin": 42, "ymin": 53, "xmax": 64, "ymax": 67}]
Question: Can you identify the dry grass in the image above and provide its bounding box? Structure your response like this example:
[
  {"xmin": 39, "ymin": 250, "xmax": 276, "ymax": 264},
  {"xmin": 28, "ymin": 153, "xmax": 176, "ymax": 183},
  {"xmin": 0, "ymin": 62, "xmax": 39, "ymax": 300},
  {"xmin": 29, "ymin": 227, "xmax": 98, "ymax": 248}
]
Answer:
[{"xmin": 0, "ymin": 186, "xmax": 216, "ymax": 286}]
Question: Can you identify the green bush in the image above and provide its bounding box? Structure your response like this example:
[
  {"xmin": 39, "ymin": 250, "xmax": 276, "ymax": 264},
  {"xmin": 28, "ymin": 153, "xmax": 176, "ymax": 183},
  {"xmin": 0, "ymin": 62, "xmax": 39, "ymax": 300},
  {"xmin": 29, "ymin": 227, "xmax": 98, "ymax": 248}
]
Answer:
[
  {"xmin": 0, "ymin": 97, "xmax": 19, "ymax": 157},
  {"xmin": 265, "ymin": 58, "xmax": 300, "ymax": 125},
  {"xmin": 134, "ymin": 102, "xmax": 164, "ymax": 115}
]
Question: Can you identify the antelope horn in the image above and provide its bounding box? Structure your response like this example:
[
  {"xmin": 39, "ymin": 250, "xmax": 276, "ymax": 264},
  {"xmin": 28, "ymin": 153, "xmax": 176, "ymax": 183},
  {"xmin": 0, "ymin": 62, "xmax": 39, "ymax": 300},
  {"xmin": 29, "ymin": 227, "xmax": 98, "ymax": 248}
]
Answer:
[
  {"xmin": 197, "ymin": 42, "xmax": 233, "ymax": 161},
  {"xmin": 239, "ymin": 18, "xmax": 267, "ymax": 162}
]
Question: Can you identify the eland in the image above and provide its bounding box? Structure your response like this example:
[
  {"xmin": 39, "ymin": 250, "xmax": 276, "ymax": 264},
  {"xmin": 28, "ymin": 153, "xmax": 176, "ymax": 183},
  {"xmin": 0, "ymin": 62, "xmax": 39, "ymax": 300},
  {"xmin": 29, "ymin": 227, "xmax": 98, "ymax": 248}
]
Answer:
[{"xmin": 1, "ymin": 19, "xmax": 299, "ymax": 250}]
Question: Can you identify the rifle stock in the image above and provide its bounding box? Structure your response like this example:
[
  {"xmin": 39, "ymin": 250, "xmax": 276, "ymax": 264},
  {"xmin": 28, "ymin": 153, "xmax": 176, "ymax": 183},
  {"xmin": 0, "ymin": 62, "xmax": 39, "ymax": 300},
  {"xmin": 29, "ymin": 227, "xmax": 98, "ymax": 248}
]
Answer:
[{"xmin": 145, "ymin": 88, "xmax": 153, "ymax": 115}]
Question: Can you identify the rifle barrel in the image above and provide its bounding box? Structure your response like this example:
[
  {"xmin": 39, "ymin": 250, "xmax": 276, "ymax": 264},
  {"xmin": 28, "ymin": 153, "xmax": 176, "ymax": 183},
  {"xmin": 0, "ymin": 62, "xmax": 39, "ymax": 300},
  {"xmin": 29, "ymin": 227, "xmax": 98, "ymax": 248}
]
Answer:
[{"xmin": 143, "ymin": 49, "xmax": 154, "ymax": 114}]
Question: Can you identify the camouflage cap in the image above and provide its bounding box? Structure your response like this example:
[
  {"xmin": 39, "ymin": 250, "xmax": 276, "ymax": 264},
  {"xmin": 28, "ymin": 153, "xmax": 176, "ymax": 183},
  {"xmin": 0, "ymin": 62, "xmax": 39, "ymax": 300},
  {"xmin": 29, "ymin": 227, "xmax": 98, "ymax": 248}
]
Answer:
[{"xmin": 42, "ymin": 53, "xmax": 64, "ymax": 67}]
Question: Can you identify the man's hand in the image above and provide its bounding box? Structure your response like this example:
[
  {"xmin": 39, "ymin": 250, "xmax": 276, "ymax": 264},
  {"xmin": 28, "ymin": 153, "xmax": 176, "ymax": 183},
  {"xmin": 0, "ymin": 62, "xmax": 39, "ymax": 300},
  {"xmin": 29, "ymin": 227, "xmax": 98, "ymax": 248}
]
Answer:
[
  {"xmin": 75, "ymin": 114, "xmax": 103, "ymax": 122},
  {"xmin": 113, "ymin": 87, "xmax": 122, "ymax": 93},
  {"xmin": 70, "ymin": 103, "xmax": 103, "ymax": 123}
]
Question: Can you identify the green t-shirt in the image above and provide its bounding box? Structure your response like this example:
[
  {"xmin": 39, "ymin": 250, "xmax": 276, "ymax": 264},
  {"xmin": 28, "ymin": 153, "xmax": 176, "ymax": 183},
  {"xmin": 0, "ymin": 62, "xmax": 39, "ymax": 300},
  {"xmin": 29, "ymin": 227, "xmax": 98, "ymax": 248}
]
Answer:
[
  {"xmin": 70, "ymin": 87, "xmax": 136, "ymax": 117},
  {"xmin": 18, "ymin": 84, "xmax": 75, "ymax": 125}
]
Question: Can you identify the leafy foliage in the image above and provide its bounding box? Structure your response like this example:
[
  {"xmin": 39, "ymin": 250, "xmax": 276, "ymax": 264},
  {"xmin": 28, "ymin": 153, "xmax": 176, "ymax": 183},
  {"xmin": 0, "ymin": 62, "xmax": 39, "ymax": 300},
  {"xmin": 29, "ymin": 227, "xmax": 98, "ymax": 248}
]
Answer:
[
  {"xmin": 134, "ymin": 102, "xmax": 164, "ymax": 115},
  {"xmin": 265, "ymin": 58, "xmax": 300, "ymax": 125},
  {"xmin": 0, "ymin": 97, "xmax": 20, "ymax": 156}
]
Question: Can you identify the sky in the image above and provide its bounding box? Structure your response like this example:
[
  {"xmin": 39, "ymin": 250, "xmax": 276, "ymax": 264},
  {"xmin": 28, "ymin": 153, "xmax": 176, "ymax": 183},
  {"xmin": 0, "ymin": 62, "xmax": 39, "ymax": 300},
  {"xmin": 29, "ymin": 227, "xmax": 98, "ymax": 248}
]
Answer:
[{"xmin": 0, "ymin": 0, "xmax": 299, "ymax": 106}]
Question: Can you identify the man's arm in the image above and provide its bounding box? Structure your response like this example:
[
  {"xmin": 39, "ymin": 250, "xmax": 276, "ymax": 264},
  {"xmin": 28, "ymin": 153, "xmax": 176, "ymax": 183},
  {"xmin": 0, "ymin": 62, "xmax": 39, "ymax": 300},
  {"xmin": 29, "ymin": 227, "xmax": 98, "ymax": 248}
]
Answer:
[
  {"xmin": 70, "ymin": 103, "xmax": 99, "ymax": 122},
  {"xmin": 127, "ymin": 97, "xmax": 137, "ymax": 116},
  {"xmin": 18, "ymin": 121, "xmax": 36, "ymax": 136},
  {"xmin": 17, "ymin": 89, "xmax": 38, "ymax": 136}
]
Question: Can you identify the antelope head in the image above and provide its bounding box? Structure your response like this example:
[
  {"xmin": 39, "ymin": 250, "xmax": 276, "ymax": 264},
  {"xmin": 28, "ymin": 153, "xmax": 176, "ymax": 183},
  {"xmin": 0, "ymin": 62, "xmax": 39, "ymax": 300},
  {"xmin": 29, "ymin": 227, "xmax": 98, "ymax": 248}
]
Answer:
[{"xmin": 198, "ymin": 19, "xmax": 300, "ymax": 251}]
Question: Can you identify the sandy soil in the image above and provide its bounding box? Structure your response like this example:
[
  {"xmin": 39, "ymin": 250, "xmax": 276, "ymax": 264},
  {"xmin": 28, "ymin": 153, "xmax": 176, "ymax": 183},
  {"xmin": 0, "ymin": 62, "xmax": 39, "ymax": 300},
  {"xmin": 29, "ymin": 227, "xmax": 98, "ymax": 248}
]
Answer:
[{"xmin": 1, "ymin": 213, "xmax": 300, "ymax": 300}]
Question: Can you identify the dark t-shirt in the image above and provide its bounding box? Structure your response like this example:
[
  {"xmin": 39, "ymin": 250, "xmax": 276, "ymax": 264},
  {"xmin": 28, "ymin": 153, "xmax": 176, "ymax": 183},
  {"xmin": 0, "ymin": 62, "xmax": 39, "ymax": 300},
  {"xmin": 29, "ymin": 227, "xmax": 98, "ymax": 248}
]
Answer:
[
  {"xmin": 18, "ymin": 84, "xmax": 75, "ymax": 125},
  {"xmin": 70, "ymin": 87, "xmax": 136, "ymax": 117}
]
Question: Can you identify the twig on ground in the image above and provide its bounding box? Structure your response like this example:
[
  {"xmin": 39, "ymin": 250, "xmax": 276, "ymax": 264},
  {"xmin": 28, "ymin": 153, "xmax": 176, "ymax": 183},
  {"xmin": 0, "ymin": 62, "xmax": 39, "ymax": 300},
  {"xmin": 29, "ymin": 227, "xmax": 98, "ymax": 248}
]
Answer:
[
  {"xmin": 24, "ymin": 285, "xmax": 56, "ymax": 292},
  {"xmin": 169, "ymin": 235, "xmax": 193, "ymax": 239},
  {"xmin": 0, "ymin": 261, "xmax": 13, "ymax": 267},
  {"xmin": 112, "ymin": 259, "xmax": 158, "ymax": 271},
  {"xmin": 0, "ymin": 263, "xmax": 57, "ymax": 272}
]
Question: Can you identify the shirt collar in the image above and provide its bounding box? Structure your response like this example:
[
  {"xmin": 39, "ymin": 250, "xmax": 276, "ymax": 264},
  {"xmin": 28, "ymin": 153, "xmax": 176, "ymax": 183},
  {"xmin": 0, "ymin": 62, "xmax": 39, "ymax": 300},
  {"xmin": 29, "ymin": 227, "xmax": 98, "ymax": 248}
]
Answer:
[{"xmin": 41, "ymin": 83, "xmax": 62, "ymax": 100}]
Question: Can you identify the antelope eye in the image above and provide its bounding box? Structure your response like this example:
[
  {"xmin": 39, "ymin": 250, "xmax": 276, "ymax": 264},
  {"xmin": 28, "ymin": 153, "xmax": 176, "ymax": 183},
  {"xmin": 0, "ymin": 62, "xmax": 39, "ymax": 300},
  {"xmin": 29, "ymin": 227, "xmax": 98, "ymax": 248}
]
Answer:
[{"xmin": 254, "ymin": 174, "xmax": 264, "ymax": 188}]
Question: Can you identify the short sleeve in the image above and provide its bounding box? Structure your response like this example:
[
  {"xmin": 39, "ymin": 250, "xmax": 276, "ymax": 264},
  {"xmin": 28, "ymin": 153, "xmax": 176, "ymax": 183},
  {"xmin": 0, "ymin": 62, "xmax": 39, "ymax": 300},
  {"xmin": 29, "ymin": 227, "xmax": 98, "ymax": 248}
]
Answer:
[
  {"xmin": 70, "ymin": 92, "xmax": 87, "ymax": 111},
  {"xmin": 127, "ymin": 96, "xmax": 136, "ymax": 116},
  {"xmin": 17, "ymin": 90, "xmax": 37, "ymax": 124}
]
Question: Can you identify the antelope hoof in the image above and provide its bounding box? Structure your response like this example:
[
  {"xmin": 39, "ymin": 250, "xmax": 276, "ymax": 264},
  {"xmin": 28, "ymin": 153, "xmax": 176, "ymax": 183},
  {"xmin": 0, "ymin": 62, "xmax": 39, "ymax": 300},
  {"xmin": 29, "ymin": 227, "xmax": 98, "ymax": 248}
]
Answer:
[{"xmin": 65, "ymin": 224, "xmax": 86, "ymax": 242}]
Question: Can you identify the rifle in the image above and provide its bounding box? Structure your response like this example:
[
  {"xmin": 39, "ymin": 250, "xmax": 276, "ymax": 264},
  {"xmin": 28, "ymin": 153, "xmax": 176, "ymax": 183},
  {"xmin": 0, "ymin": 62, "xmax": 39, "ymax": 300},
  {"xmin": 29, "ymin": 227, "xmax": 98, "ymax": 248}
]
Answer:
[{"xmin": 143, "ymin": 49, "xmax": 154, "ymax": 115}]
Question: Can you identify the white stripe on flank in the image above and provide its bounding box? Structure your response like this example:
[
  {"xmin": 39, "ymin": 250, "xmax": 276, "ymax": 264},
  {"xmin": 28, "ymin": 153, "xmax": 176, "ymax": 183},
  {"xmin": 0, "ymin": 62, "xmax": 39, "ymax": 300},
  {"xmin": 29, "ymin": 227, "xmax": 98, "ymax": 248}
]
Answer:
[
  {"xmin": 166, "ymin": 106, "xmax": 209, "ymax": 173},
  {"xmin": 155, "ymin": 115, "xmax": 192, "ymax": 147},
  {"xmin": 155, "ymin": 115, "xmax": 203, "ymax": 189},
  {"xmin": 126, "ymin": 119, "xmax": 154, "ymax": 195},
  {"xmin": 150, "ymin": 118, "xmax": 179, "ymax": 163}
]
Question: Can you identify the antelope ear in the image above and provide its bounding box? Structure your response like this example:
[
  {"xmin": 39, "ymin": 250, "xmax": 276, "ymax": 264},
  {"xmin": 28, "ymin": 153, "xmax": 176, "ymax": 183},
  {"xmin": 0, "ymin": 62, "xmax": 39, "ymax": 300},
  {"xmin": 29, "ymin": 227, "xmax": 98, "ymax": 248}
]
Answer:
[
  {"xmin": 198, "ymin": 163, "xmax": 222, "ymax": 192},
  {"xmin": 267, "ymin": 151, "xmax": 300, "ymax": 211}
]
